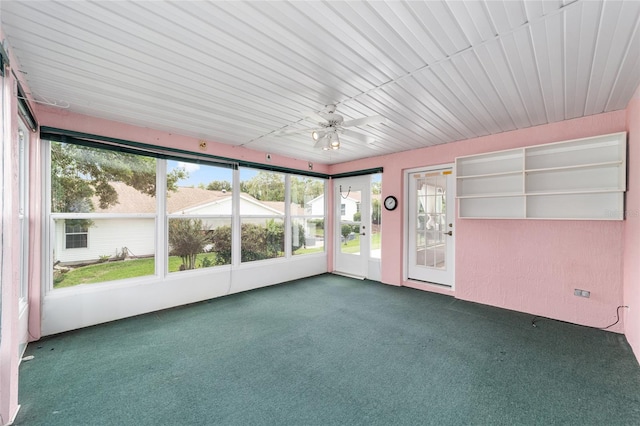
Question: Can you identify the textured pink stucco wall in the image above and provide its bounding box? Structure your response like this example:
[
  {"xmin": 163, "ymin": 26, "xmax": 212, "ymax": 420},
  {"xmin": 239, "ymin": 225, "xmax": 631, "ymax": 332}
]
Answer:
[
  {"xmin": 35, "ymin": 106, "xmax": 331, "ymax": 176},
  {"xmin": 36, "ymin": 105, "xmax": 630, "ymax": 335},
  {"xmin": 0, "ymin": 65, "xmax": 22, "ymax": 426},
  {"xmin": 330, "ymin": 111, "xmax": 627, "ymax": 333},
  {"xmin": 624, "ymin": 86, "xmax": 640, "ymax": 358}
]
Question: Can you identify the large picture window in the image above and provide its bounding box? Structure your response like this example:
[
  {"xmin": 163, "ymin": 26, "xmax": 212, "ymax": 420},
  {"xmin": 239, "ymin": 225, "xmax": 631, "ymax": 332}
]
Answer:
[
  {"xmin": 47, "ymin": 140, "xmax": 327, "ymax": 289},
  {"xmin": 50, "ymin": 141, "xmax": 159, "ymax": 288}
]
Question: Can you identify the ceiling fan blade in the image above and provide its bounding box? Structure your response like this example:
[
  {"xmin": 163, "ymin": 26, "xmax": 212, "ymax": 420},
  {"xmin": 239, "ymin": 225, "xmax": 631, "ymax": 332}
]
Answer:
[
  {"xmin": 313, "ymin": 137, "xmax": 326, "ymax": 149},
  {"xmin": 303, "ymin": 111, "xmax": 329, "ymax": 124},
  {"xmin": 342, "ymin": 115, "xmax": 387, "ymax": 128},
  {"xmin": 342, "ymin": 129, "xmax": 375, "ymax": 145},
  {"xmin": 275, "ymin": 126, "xmax": 319, "ymax": 136}
]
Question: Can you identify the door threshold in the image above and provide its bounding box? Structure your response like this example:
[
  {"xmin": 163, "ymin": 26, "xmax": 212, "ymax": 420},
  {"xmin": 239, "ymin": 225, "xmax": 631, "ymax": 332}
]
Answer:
[{"xmin": 332, "ymin": 271, "xmax": 366, "ymax": 280}]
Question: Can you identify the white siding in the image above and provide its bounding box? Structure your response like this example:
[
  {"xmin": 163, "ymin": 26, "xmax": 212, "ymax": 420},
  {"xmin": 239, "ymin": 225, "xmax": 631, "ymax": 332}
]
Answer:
[
  {"xmin": 55, "ymin": 218, "xmax": 155, "ymax": 264},
  {"xmin": 341, "ymin": 198, "xmax": 360, "ymax": 222}
]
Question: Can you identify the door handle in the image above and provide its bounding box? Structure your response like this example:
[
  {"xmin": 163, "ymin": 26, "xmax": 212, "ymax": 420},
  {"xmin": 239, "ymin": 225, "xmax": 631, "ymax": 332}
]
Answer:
[{"xmin": 444, "ymin": 231, "xmax": 453, "ymax": 236}]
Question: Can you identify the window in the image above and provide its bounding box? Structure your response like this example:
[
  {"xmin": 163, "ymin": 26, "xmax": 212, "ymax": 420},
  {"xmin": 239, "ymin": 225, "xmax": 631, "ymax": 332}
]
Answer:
[
  {"xmin": 371, "ymin": 173, "xmax": 382, "ymax": 258},
  {"xmin": 166, "ymin": 161, "xmax": 233, "ymax": 272},
  {"xmin": 64, "ymin": 220, "xmax": 88, "ymax": 249},
  {"xmin": 341, "ymin": 204, "xmax": 346, "ymax": 216},
  {"xmin": 240, "ymin": 168, "xmax": 285, "ymax": 262},
  {"xmin": 290, "ymin": 175, "xmax": 325, "ymax": 255},
  {"xmin": 50, "ymin": 141, "xmax": 157, "ymax": 287},
  {"xmin": 46, "ymin": 140, "xmax": 328, "ymax": 289}
]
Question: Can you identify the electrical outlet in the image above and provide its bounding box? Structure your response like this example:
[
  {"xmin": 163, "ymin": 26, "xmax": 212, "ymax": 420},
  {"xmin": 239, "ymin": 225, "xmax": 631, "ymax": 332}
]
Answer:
[
  {"xmin": 308, "ymin": 162, "xmax": 313, "ymax": 170},
  {"xmin": 574, "ymin": 289, "xmax": 590, "ymax": 298}
]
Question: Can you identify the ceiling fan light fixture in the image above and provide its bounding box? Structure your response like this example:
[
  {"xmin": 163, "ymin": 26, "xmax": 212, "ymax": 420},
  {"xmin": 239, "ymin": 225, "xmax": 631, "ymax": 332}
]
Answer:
[
  {"xmin": 330, "ymin": 134, "xmax": 340, "ymax": 149},
  {"xmin": 312, "ymin": 130, "xmax": 325, "ymax": 141}
]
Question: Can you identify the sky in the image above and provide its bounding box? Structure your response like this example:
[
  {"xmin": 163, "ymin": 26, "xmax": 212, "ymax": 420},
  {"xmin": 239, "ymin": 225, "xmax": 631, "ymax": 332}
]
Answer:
[
  {"xmin": 168, "ymin": 160, "xmax": 381, "ymax": 188},
  {"xmin": 168, "ymin": 160, "xmax": 255, "ymax": 187}
]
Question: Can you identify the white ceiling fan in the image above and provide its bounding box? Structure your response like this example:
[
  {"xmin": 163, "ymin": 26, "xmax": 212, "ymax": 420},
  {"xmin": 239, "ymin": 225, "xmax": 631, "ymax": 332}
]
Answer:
[{"xmin": 277, "ymin": 104, "xmax": 387, "ymax": 150}]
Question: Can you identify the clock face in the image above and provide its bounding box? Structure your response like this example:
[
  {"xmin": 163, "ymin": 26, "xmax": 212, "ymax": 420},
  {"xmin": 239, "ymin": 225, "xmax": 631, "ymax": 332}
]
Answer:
[{"xmin": 384, "ymin": 196, "xmax": 397, "ymax": 211}]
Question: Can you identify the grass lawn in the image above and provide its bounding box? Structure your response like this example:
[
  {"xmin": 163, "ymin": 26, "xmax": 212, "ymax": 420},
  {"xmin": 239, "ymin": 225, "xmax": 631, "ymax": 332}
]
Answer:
[
  {"xmin": 292, "ymin": 246, "xmax": 324, "ymax": 255},
  {"xmin": 54, "ymin": 254, "xmax": 222, "ymax": 288},
  {"xmin": 340, "ymin": 232, "xmax": 381, "ymax": 254},
  {"xmin": 54, "ymin": 233, "xmax": 379, "ymax": 288}
]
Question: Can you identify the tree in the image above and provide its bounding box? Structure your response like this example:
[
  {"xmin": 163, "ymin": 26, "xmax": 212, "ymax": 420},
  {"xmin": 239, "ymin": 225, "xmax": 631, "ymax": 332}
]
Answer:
[
  {"xmin": 371, "ymin": 198, "xmax": 381, "ymax": 225},
  {"xmin": 210, "ymin": 226, "xmax": 232, "ymax": 265},
  {"xmin": 51, "ymin": 142, "xmax": 187, "ymax": 213},
  {"xmin": 168, "ymin": 218, "xmax": 210, "ymax": 270},
  {"xmin": 291, "ymin": 222, "xmax": 306, "ymax": 251},
  {"xmin": 206, "ymin": 180, "xmax": 232, "ymax": 191},
  {"xmin": 290, "ymin": 176, "xmax": 324, "ymax": 206},
  {"xmin": 341, "ymin": 224, "xmax": 352, "ymax": 245},
  {"xmin": 242, "ymin": 171, "xmax": 285, "ymax": 201}
]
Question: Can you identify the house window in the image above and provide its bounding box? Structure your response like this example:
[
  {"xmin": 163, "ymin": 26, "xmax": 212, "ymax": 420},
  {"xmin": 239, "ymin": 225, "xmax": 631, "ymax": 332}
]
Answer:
[
  {"xmin": 341, "ymin": 204, "xmax": 346, "ymax": 216},
  {"xmin": 356, "ymin": 202, "xmax": 361, "ymax": 213},
  {"xmin": 65, "ymin": 220, "xmax": 88, "ymax": 249}
]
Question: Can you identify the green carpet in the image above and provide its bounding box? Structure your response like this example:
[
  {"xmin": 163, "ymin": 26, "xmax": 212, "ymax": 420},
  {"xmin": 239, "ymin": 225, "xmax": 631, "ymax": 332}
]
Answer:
[{"xmin": 15, "ymin": 274, "xmax": 640, "ymax": 425}]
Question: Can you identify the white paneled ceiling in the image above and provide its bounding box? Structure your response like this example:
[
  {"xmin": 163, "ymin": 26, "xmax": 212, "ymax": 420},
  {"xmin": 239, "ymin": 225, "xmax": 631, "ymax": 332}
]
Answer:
[{"xmin": 1, "ymin": 0, "xmax": 639, "ymax": 164}]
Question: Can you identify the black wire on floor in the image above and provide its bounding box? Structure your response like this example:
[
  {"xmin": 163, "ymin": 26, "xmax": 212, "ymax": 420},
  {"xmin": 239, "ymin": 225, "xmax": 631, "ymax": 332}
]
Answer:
[{"xmin": 531, "ymin": 305, "xmax": 629, "ymax": 330}]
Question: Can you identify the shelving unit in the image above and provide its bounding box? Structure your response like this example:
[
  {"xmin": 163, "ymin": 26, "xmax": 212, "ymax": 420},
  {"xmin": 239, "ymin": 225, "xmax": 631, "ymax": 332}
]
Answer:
[{"xmin": 455, "ymin": 132, "xmax": 626, "ymax": 220}]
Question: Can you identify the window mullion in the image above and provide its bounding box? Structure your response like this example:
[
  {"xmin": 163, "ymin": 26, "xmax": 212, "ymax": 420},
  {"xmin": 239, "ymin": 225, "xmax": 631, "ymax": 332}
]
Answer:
[
  {"xmin": 156, "ymin": 159, "xmax": 167, "ymax": 277},
  {"xmin": 284, "ymin": 175, "xmax": 291, "ymax": 258},
  {"xmin": 232, "ymin": 168, "xmax": 241, "ymax": 267}
]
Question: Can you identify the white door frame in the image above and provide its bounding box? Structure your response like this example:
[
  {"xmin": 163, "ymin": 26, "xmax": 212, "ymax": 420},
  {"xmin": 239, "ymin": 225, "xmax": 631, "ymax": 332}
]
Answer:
[
  {"xmin": 333, "ymin": 176, "xmax": 371, "ymax": 279},
  {"xmin": 404, "ymin": 164, "xmax": 455, "ymax": 288}
]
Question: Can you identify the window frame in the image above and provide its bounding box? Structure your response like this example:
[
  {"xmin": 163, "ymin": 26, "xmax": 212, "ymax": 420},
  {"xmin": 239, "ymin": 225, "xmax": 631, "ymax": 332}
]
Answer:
[
  {"xmin": 64, "ymin": 220, "xmax": 89, "ymax": 249},
  {"xmin": 44, "ymin": 139, "xmax": 329, "ymax": 291}
]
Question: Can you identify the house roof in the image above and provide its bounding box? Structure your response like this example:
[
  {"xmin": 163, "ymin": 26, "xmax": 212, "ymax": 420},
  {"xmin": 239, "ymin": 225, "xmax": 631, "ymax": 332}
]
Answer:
[
  {"xmin": 93, "ymin": 182, "xmax": 306, "ymax": 215},
  {"xmin": 92, "ymin": 182, "xmax": 227, "ymax": 214}
]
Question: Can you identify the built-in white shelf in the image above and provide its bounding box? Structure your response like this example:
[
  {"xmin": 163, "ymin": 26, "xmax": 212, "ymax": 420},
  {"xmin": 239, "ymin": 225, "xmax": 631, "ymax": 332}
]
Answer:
[{"xmin": 455, "ymin": 132, "xmax": 626, "ymax": 220}]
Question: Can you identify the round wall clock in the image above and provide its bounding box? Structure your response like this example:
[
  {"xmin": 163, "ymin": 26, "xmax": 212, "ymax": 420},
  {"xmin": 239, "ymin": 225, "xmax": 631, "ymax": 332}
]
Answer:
[{"xmin": 384, "ymin": 195, "xmax": 398, "ymax": 211}]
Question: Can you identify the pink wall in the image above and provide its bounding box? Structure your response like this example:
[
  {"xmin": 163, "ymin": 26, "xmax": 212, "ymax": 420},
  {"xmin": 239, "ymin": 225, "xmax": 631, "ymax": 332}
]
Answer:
[
  {"xmin": 0, "ymin": 63, "xmax": 22, "ymax": 425},
  {"xmin": 624, "ymin": 86, "xmax": 640, "ymax": 359},
  {"xmin": 330, "ymin": 111, "xmax": 627, "ymax": 332},
  {"xmin": 35, "ymin": 106, "xmax": 330, "ymax": 176},
  {"xmin": 33, "ymin": 93, "xmax": 635, "ymax": 337}
]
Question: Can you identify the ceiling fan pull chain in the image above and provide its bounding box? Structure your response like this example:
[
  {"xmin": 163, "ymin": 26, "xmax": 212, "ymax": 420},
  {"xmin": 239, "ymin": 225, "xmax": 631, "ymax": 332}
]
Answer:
[{"xmin": 340, "ymin": 185, "xmax": 351, "ymax": 199}]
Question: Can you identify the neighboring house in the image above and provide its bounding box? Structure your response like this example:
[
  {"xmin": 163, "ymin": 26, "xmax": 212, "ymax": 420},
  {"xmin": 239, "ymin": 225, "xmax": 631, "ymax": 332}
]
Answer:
[
  {"xmin": 307, "ymin": 193, "xmax": 380, "ymax": 222},
  {"xmin": 54, "ymin": 182, "xmax": 296, "ymax": 264},
  {"xmin": 307, "ymin": 193, "xmax": 360, "ymax": 222}
]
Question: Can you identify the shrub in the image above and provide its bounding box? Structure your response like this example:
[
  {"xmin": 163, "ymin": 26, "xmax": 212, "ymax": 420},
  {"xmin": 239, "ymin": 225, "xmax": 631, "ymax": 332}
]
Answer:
[
  {"xmin": 210, "ymin": 226, "xmax": 232, "ymax": 265},
  {"xmin": 341, "ymin": 224, "xmax": 352, "ymax": 245},
  {"xmin": 168, "ymin": 218, "xmax": 210, "ymax": 270}
]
